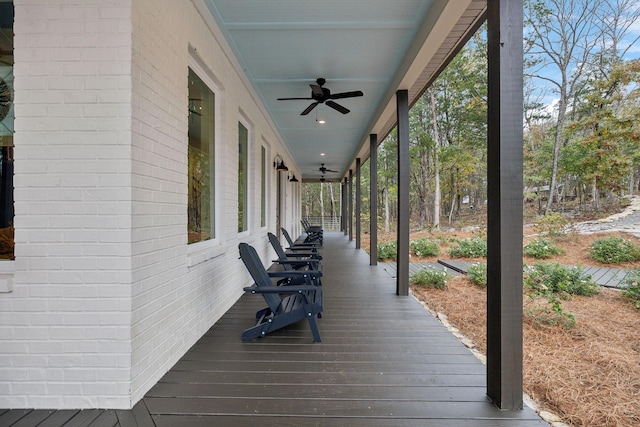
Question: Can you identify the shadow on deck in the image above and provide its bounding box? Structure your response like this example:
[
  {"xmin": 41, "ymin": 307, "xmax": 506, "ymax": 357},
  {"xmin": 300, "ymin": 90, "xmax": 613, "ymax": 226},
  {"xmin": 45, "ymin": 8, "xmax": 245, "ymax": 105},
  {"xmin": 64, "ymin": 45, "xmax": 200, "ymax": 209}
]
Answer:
[{"xmin": 0, "ymin": 232, "xmax": 546, "ymax": 426}]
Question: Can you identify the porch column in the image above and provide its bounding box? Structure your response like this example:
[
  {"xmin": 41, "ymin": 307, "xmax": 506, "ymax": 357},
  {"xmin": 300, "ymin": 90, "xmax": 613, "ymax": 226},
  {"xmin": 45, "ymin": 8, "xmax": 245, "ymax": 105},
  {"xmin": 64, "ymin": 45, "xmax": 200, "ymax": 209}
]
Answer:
[
  {"xmin": 342, "ymin": 178, "xmax": 348, "ymax": 235},
  {"xmin": 348, "ymin": 169, "xmax": 353, "ymax": 241},
  {"xmin": 355, "ymin": 158, "xmax": 361, "ymax": 249},
  {"xmin": 369, "ymin": 134, "xmax": 378, "ymax": 265},
  {"xmin": 486, "ymin": 0, "xmax": 524, "ymax": 410},
  {"xmin": 396, "ymin": 90, "xmax": 409, "ymax": 296}
]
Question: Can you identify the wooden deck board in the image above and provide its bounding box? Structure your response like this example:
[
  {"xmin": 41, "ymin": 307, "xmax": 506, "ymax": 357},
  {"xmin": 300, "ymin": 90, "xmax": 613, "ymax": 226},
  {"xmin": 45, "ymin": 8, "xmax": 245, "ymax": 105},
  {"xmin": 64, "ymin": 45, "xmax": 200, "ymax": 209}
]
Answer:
[
  {"xmin": 0, "ymin": 233, "xmax": 546, "ymax": 426},
  {"xmin": 152, "ymin": 415, "xmax": 547, "ymax": 427},
  {"xmin": 435, "ymin": 259, "xmax": 632, "ymax": 289},
  {"xmin": 36, "ymin": 410, "xmax": 80, "ymax": 427}
]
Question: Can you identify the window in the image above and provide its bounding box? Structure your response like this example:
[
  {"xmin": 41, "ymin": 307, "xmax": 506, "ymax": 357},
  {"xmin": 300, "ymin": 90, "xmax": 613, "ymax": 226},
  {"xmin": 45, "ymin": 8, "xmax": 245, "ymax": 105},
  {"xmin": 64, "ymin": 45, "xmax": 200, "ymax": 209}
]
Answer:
[
  {"xmin": 238, "ymin": 121, "xmax": 249, "ymax": 233},
  {"xmin": 260, "ymin": 145, "xmax": 266, "ymax": 228},
  {"xmin": 0, "ymin": 1, "xmax": 14, "ymax": 260},
  {"xmin": 187, "ymin": 67, "xmax": 216, "ymax": 244}
]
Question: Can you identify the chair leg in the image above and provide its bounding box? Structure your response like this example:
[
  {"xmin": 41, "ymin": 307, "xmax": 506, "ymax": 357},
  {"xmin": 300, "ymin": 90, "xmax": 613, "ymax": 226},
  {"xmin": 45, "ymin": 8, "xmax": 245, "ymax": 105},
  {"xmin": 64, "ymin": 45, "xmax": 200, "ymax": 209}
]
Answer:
[{"xmin": 307, "ymin": 313, "xmax": 321, "ymax": 343}]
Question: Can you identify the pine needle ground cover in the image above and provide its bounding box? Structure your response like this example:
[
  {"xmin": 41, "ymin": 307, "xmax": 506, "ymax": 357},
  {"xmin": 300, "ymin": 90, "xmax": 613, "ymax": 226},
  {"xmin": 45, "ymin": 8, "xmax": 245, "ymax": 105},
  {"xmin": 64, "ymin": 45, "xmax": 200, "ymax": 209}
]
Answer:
[{"xmin": 366, "ymin": 229, "xmax": 640, "ymax": 427}]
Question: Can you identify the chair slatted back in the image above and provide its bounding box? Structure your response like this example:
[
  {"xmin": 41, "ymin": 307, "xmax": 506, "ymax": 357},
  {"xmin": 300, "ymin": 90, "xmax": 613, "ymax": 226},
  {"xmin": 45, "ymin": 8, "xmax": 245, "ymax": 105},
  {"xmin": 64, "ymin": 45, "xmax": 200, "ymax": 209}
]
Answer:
[
  {"xmin": 281, "ymin": 228, "xmax": 295, "ymax": 247},
  {"xmin": 267, "ymin": 232, "xmax": 294, "ymax": 271},
  {"xmin": 238, "ymin": 243, "xmax": 281, "ymax": 312}
]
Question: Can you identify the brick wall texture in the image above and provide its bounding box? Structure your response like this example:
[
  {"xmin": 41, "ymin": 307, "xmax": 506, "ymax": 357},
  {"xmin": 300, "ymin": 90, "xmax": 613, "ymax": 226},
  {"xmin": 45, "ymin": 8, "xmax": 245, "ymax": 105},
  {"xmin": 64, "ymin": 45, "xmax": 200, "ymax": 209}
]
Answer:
[{"xmin": 0, "ymin": 0, "xmax": 299, "ymax": 409}]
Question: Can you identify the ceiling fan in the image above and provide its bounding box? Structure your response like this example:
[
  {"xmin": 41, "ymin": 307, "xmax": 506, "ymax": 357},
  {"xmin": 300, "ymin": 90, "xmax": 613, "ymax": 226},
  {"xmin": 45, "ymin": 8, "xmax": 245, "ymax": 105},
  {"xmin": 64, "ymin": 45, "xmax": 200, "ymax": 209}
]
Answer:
[
  {"xmin": 319, "ymin": 163, "xmax": 338, "ymax": 174},
  {"xmin": 277, "ymin": 78, "xmax": 363, "ymax": 116}
]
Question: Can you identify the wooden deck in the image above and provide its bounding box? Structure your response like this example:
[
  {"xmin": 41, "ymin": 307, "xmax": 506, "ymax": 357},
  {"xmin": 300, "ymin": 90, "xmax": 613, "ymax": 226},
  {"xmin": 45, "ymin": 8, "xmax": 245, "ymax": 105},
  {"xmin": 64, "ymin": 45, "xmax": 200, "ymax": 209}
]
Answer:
[
  {"xmin": 435, "ymin": 259, "xmax": 633, "ymax": 288},
  {"xmin": 1, "ymin": 232, "xmax": 546, "ymax": 426}
]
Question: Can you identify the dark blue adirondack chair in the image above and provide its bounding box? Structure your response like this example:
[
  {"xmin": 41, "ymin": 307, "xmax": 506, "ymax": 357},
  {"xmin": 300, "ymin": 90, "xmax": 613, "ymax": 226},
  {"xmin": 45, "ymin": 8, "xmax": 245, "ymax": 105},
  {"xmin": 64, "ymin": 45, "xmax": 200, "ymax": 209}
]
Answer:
[
  {"xmin": 268, "ymin": 232, "xmax": 322, "ymax": 286},
  {"xmin": 281, "ymin": 227, "xmax": 318, "ymax": 252},
  {"xmin": 268, "ymin": 232, "xmax": 322, "ymax": 268},
  {"xmin": 301, "ymin": 219, "xmax": 323, "ymax": 245},
  {"xmin": 238, "ymin": 243, "xmax": 323, "ymax": 342}
]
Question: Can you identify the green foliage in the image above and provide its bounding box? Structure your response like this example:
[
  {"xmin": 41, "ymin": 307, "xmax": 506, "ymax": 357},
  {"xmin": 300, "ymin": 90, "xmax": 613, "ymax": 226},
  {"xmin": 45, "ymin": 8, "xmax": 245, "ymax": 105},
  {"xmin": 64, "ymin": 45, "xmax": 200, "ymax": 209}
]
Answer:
[
  {"xmin": 523, "ymin": 238, "xmax": 565, "ymax": 259},
  {"xmin": 466, "ymin": 263, "xmax": 487, "ymax": 287},
  {"xmin": 621, "ymin": 270, "xmax": 640, "ymax": 309},
  {"xmin": 590, "ymin": 236, "xmax": 640, "ymax": 264},
  {"xmin": 523, "ymin": 263, "xmax": 600, "ymax": 328},
  {"xmin": 377, "ymin": 240, "xmax": 397, "ymax": 261},
  {"xmin": 523, "ymin": 263, "xmax": 600, "ymax": 296},
  {"xmin": 526, "ymin": 293, "xmax": 576, "ymax": 328},
  {"xmin": 411, "ymin": 267, "xmax": 449, "ymax": 289},
  {"xmin": 448, "ymin": 237, "xmax": 487, "ymax": 258},
  {"xmin": 409, "ymin": 238, "xmax": 440, "ymax": 258},
  {"xmin": 534, "ymin": 212, "xmax": 568, "ymax": 237},
  {"xmin": 563, "ymin": 60, "xmax": 640, "ymax": 197}
]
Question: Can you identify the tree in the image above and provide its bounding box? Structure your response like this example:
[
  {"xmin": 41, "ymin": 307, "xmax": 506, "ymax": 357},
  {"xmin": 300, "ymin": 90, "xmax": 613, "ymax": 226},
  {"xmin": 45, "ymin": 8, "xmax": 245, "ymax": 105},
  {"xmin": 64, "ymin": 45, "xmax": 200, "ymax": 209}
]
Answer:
[
  {"xmin": 526, "ymin": 0, "xmax": 603, "ymax": 212},
  {"xmin": 378, "ymin": 132, "xmax": 398, "ymax": 232},
  {"xmin": 564, "ymin": 59, "xmax": 640, "ymax": 208}
]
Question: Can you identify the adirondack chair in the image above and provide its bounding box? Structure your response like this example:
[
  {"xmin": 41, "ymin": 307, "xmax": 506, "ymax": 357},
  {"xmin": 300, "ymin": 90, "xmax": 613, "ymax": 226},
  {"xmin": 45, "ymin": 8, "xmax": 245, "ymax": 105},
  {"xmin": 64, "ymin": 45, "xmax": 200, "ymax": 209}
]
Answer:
[
  {"xmin": 268, "ymin": 232, "xmax": 323, "ymax": 286},
  {"xmin": 239, "ymin": 243, "xmax": 323, "ymax": 342},
  {"xmin": 281, "ymin": 227, "xmax": 319, "ymax": 252},
  {"xmin": 268, "ymin": 232, "xmax": 322, "ymax": 267},
  {"xmin": 301, "ymin": 218, "xmax": 323, "ymax": 244}
]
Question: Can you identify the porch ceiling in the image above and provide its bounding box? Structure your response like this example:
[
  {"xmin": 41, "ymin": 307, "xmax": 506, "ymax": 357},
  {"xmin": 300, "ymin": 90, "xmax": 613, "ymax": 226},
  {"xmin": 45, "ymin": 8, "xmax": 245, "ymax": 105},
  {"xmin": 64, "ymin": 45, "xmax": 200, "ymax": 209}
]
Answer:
[{"xmin": 196, "ymin": 0, "xmax": 486, "ymax": 181}]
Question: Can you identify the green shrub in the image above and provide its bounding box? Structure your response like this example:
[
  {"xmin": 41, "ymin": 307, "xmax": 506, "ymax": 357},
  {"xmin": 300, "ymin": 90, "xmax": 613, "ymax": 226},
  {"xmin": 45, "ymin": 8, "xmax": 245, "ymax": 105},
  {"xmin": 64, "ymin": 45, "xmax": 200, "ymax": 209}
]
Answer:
[
  {"xmin": 621, "ymin": 270, "xmax": 640, "ymax": 309},
  {"xmin": 466, "ymin": 263, "xmax": 487, "ymax": 287},
  {"xmin": 448, "ymin": 237, "xmax": 487, "ymax": 258},
  {"xmin": 523, "ymin": 238, "xmax": 565, "ymax": 259},
  {"xmin": 409, "ymin": 238, "xmax": 440, "ymax": 258},
  {"xmin": 523, "ymin": 263, "xmax": 599, "ymax": 328},
  {"xmin": 411, "ymin": 267, "xmax": 449, "ymax": 289},
  {"xmin": 535, "ymin": 212, "xmax": 569, "ymax": 237},
  {"xmin": 590, "ymin": 236, "xmax": 640, "ymax": 264},
  {"xmin": 377, "ymin": 240, "xmax": 397, "ymax": 261},
  {"xmin": 525, "ymin": 293, "xmax": 576, "ymax": 328},
  {"xmin": 523, "ymin": 262, "xmax": 600, "ymax": 296}
]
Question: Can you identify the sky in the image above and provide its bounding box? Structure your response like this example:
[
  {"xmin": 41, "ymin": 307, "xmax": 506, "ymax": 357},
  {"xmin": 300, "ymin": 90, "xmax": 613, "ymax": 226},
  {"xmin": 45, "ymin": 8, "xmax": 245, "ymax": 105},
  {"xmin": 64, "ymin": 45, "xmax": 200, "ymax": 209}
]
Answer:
[{"xmin": 525, "ymin": 0, "xmax": 640, "ymax": 118}]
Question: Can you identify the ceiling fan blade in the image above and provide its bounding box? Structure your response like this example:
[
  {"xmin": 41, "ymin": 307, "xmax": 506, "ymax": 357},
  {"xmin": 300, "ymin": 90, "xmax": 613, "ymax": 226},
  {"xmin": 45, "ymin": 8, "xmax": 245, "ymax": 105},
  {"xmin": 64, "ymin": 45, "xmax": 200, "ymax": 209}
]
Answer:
[
  {"xmin": 277, "ymin": 97, "xmax": 313, "ymax": 100},
  {"xmin": 301, "ymin": 102, "xmax": 319, "ymax": 115},
  {"xmin": 326, "ymin": 100, "xmax": 350, "ymax": 114},
  {"xmin": 310, "ymin": 84, "xmax": 324, "ymax": 97},
  {"xmin": 329, "ymin": 90, "xmax": 363, "ymax": 100}
]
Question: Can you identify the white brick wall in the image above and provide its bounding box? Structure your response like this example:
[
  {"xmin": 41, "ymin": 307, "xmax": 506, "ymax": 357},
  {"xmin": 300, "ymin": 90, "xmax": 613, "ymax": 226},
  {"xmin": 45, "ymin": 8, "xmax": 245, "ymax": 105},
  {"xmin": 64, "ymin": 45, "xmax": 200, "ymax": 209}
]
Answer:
[
  {"xmin": 3, "ymin": 0, "xmax": 134, "ymax": 409},
  {"xmin": 0, "ymin": 0, "xmax": 299, "ymax": 409}
]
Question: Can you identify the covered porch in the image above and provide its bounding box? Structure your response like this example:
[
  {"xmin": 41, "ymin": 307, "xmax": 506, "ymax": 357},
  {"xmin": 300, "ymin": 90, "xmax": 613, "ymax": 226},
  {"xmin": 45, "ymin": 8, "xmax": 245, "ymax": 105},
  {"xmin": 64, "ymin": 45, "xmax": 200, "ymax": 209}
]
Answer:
[
  {"xmin": 0, "ymin": 0, "xmax": 528, "ymax": 415},
  {"xmin": 141, "ymin": 232, "xmax": 543, "ymax": 426},
  {"xmin": 1, "ymin": 233, "xmax": 546, "ymax": 425}
]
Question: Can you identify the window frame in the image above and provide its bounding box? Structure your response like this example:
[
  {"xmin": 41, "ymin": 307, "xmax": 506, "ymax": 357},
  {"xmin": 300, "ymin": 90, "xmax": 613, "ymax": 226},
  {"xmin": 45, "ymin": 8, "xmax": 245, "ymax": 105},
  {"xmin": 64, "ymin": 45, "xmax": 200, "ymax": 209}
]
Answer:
[
  {"xmin": 237, "ymin": 116, "xmax": 251, "ymax": 236},
  {"xmin": 260, "ymin": 143, "xmax": 268, "ymax": 229},
  {"xmin": 187, "ymin": 57, "xmax": 221, "ymax": 255}
]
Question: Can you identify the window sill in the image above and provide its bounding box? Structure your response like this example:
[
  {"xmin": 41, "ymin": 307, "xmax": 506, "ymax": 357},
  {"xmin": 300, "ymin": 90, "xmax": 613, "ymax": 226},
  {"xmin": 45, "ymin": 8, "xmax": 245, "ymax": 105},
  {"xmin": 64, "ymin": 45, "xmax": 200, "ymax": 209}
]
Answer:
[{"xmin": 187, "ymin": 240, "xmax": 226, "ymax": 268}]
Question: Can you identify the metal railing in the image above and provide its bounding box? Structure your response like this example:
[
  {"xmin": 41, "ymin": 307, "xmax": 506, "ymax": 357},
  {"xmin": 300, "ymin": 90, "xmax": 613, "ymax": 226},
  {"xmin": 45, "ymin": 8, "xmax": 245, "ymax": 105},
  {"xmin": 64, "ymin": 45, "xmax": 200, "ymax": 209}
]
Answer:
[{"xmin": 303, "ymin": 216, "xmax": 342, "ymax": 232}]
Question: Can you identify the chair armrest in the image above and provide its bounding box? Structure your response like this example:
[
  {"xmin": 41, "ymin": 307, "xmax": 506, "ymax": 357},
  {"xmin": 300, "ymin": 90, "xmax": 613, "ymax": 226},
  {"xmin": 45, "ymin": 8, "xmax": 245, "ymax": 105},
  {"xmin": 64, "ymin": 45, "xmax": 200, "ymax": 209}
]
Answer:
[
  {"xmin": 278, "ymin": 252, "xmax": 322, "ymax": 259},
  {"xmin": 272, "ymin": 259, "xmax": 321, "ymax": 267},
  {"xmin": 243, "ymin": 285, "xmax": 319, "ymax": 294},
  {"xmin": 287, "ymin": 245, "xmax": 318, "ymax": 250},
  {"xmin": 273, "ymin": 260, "xmax": 322, "ymax": 272},
  {"xmin": 267, "ymin": 270, "xmax": 322, "ymax": 279}
]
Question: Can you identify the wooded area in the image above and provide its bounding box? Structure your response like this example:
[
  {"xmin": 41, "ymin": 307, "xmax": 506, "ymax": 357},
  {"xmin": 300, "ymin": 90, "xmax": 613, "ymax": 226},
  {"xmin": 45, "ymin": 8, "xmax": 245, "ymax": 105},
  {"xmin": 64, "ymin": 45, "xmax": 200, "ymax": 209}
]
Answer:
[{"xmin": 302, "ymin": 0, "xmax": 640, "ymax": 231}]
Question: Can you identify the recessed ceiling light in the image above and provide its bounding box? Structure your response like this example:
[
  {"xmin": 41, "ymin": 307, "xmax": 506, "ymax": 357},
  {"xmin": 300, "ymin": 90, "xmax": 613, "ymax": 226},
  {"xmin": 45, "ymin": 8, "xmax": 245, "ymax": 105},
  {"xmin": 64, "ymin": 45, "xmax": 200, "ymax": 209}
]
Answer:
[{"xmin": 320, "ymin": 153, "xmax": 325, "ymax": 156}]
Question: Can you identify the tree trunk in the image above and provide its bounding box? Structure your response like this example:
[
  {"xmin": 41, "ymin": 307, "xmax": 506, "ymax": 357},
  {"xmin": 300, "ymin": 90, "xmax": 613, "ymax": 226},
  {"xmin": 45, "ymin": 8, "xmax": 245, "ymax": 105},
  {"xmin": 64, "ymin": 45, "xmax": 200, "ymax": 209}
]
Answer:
[
  {"xmin": 430, "ymin": 88, "xmax": 441, "ymax": 230},
  {"xmin": 545, "ymin": 91, "xmax": 567, "ymax": 213},
  {"xmin": 384, "ymin": 187, "xmax": 390, "ymax": 233},
  {"xmin": 329, "ymin": 182, "xmax": 336, "ymax": 226}
]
